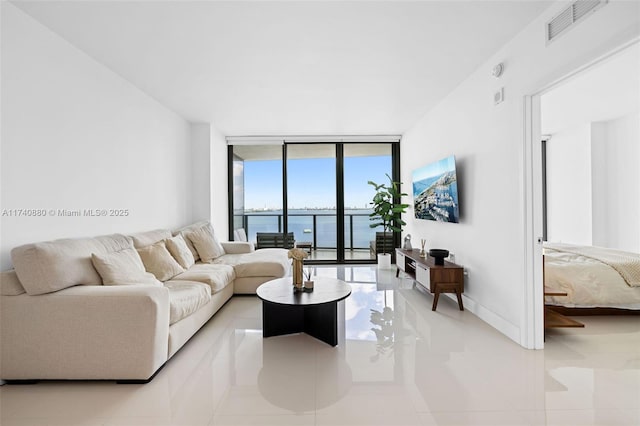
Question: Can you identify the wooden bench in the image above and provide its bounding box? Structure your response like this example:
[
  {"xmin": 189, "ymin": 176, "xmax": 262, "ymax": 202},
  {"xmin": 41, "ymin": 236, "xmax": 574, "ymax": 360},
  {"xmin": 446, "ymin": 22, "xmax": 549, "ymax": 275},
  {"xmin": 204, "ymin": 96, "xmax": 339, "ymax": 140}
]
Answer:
[{"xmin": 256, "ymin": 232, "xmax": 295, "ymax": 249}]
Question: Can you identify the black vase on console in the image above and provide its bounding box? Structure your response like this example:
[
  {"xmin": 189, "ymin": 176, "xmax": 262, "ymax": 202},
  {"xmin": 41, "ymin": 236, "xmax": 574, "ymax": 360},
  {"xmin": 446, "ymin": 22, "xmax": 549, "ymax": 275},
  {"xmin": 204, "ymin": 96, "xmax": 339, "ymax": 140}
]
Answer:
[{"xmin": 428, "ymin": 249, "xmax": 449, "ymax": 266}]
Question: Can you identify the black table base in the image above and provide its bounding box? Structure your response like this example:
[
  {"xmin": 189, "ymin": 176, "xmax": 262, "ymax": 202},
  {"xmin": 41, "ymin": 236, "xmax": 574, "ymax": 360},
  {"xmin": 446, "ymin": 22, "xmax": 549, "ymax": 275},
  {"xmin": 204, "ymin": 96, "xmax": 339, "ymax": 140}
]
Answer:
[{"xmin": 262, "ymin": 300, "xmax": 344, "ymax": 346}]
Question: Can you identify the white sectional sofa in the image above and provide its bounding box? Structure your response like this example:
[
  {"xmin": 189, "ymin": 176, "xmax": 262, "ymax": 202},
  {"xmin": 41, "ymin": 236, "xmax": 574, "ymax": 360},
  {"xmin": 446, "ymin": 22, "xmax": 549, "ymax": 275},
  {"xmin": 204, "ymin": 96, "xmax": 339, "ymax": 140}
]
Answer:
[{"xmin": 0, "ymin": 221, "xmax": 289, "ymax": 383}]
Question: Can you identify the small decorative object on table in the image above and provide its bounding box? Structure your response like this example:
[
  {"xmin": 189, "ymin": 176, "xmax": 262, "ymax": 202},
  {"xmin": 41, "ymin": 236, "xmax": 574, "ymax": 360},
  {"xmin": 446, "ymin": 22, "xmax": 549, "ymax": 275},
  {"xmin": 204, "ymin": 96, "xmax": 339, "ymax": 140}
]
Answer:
[
  {"xmin": 429, "ymin": 249, "xmax": 449, "ymax": 266},
  {"xmin": 288, "ymin": 248, "xmax": 309, "ymax": 292},
  {"xmin": 403, "ymin": 234, "xmax": 413, "ymax": 250},
  {"xmin": 303, "ymin": 268, "xmax": 314, "ymax": 291},
  {"xmin": 420, "ymin": 239, "xmax": 427, "ymax": 258}
]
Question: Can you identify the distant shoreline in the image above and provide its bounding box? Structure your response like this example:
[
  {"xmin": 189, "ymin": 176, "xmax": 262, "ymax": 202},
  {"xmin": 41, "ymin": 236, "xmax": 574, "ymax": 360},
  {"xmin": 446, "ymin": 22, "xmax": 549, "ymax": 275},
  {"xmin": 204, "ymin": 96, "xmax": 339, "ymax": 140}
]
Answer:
[{"xmin": 243, "ymin": 208, "xmax": 372, "ymax": 213}]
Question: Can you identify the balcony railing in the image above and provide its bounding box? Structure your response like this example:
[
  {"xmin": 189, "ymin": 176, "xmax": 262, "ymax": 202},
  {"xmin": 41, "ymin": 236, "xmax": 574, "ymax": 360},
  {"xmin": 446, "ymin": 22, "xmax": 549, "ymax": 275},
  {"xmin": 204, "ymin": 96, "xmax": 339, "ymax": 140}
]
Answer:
[{"xmin": 235, "ymin": 212, "xmax": 382, "ymax": 250}]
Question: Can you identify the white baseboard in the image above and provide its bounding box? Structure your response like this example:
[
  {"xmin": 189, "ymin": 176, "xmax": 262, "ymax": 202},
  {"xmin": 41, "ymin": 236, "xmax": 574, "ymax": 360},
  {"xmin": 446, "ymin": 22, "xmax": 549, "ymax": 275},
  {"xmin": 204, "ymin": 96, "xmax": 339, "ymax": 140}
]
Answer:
[{"xmin": 442, "ymin": 293, "xmax": 521, "ymax": 345}]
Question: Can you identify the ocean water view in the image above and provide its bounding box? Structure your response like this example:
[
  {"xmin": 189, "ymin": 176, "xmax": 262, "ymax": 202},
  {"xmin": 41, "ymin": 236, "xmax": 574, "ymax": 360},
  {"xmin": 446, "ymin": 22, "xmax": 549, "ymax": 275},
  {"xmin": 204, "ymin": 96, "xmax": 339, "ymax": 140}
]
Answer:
[{"xmin": 242, "ymin": 209, "xmax": 381, "ymax": 249}]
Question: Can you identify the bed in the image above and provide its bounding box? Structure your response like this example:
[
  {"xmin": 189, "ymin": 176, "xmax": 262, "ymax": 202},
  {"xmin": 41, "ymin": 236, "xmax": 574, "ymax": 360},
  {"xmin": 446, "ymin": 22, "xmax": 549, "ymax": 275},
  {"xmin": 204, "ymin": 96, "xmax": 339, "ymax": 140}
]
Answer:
[{"xmin": 543, "ymin": 243, "xmax": 640, "ymax": 311}]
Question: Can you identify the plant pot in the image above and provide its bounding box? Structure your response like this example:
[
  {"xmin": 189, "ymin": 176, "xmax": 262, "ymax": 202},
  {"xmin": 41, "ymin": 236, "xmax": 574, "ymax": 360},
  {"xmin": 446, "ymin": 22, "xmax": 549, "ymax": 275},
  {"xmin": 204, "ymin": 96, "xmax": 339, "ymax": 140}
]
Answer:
[{"xmin": 377, "ymin": 253, "xmax": 392, "ymax": 269}]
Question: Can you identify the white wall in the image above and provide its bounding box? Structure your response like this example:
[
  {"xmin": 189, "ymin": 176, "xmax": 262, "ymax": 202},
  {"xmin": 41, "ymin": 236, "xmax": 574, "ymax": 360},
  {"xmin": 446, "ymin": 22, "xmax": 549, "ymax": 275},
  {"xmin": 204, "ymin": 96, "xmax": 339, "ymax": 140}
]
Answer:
[
  {"xmin": 210, "ymin": 125, "xmax": 229, "ymax": 238},
  {"xmin": 191, "ymin": 123, "xmax": 228, "ymax": 238},
  {"xmin": 0, "ymin": 3, "xmax": 192, "ymax": 270},
  {"xmin": 401, "ymin": 0, "xmax": 640, "ymax": 343},
  {"xmin": 191, "ymin": 124, "xmax": 213, "ymax": 225},
  {"xmin": 592, "ymin": 114, "xmax": 640, "ymax": 252},
  {"xmin": 546, "ymin": 125, "xmax": 593, "ymax": 245},
  {"xmin": 541, "ymin": 41, "xmax": 639, "ymax": 253}
]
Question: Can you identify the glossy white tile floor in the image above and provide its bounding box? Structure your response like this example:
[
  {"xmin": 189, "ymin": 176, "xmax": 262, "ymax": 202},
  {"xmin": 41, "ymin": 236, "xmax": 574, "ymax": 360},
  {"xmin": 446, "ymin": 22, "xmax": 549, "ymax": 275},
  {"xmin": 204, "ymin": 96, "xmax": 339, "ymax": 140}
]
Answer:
[{"xmin": 1, "ymin": 266, "xmax": 639, "ymax": 426}]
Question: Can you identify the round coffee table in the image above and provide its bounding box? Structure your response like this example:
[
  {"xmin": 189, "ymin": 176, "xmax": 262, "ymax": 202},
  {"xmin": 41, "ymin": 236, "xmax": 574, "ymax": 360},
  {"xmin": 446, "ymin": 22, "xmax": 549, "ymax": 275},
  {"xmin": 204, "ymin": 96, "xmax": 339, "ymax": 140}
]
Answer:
[{"xmin": 256, "ymin": 277, "xmax": 352, "ymax": 346}]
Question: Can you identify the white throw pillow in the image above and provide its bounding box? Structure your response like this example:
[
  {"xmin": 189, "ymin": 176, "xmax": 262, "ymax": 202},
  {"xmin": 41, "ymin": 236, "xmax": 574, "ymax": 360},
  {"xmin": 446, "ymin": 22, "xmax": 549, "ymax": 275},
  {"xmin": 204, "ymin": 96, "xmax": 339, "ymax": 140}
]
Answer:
[
  {"xmin": 186, "ymin": 224, "xmax": 225, "ymax": 263},
  {"xmin": 91, "ymin": 248, "xmax": 162, "ymax": 286},
  {"xmin": 164, "ymin": 234, "xmax": 196, "ymax": 269},
  {"xmin": 137, "ymin": 241, "xmax": 185, "ymax": 282},
  {"xmin": 234, "ymin": 228, "xmax": 248, "ymax": 242}
]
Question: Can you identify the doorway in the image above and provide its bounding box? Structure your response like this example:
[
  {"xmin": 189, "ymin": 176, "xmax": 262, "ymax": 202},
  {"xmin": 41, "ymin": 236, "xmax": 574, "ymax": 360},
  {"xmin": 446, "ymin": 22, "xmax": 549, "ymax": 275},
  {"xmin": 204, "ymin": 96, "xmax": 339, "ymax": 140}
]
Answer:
[{"xmin": 525, "ymin": 40, "xmax": 640, "ymax": 349}]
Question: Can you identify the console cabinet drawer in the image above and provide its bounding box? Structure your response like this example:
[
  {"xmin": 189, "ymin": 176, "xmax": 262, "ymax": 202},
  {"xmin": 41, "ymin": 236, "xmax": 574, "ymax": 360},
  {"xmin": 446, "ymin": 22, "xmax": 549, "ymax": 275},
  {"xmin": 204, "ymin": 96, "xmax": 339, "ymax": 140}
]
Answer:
[
  {"xmin": 396, "ymin": 251, "xmax": 406, "ymax": 272},
  {"xmin": 415, "ymin": 264, "xmax": 430, "ymax": 288}
]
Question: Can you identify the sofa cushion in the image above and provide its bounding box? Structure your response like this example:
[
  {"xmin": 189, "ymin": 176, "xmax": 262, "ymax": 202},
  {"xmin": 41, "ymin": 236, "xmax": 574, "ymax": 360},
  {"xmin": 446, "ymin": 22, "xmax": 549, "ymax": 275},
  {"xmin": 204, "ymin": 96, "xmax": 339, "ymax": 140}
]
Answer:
[
  {"xmin": 234, "ymin": 228, "xmax": 248, "ymax": 242},
  {"xmin": 186, "ymin": 224, "xmax": 225, "ymax": 263},
  {"xmin": 129, "ymin": 229, "xmax": 172, "ymax": 249},
  {"xmin": 11, "ymin": 234, "xmax": 133, "ymax": 295},
  {"xmin": 164, "ymin": 281, "xmax": 212, "ymax": 325},
  {"xmin": 137, "ymin": 241, "xmax": 185, "ymax": 282},
  {"xmin": 0, "ymin": 270, "xmax": 26, "ymax": 296},
  {"xmin": 213, "ymin": 248, "xmax": 289, "ymax": 278},
  {"xmin": 222, "ymin": 241, "xmax": 255, "ymax": 254},
  {"xmin": 173, "ymin": 221, "xmax": 211, "ymax": 262},
  {"xmin": 172, "ymin": 263, "xmax": 235, "ymax": 294},
  {"xmin": 165, "ymin": 234, "xmax": 195, "ymax": 269},
  {"xmin": 91, "ymin": 248, "xmax": 163, "ymax": 287}
]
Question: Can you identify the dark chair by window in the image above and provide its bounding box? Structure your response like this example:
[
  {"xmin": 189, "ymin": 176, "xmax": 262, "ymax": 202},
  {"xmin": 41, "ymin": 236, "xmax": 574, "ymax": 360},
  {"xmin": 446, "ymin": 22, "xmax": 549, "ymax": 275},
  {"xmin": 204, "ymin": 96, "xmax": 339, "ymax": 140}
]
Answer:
[{"xmin": 256, "ymin": 232, "xmax": 295, "ymax": 249}]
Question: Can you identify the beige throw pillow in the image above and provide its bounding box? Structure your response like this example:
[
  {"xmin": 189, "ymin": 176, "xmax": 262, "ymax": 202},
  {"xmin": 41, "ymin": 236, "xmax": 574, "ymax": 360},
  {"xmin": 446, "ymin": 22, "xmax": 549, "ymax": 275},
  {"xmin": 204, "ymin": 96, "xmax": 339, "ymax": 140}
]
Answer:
[
  {"xmin": 91, "ymin": 248, "xmax": 162, "ymax": 286},
  {"xmin": 180, "ymin": 233, "xmax": 200, "ymax": 262},
  {"xmin": 165, "ymin": 234, "xmax": 195, "ymax": 269},
  {"xmin": 186, "ymin": 224, "xmax": 225, "ymax": 263},
  {"xmin": 137, "ymin": 241, "xmax": 185, "ymax": 282}
]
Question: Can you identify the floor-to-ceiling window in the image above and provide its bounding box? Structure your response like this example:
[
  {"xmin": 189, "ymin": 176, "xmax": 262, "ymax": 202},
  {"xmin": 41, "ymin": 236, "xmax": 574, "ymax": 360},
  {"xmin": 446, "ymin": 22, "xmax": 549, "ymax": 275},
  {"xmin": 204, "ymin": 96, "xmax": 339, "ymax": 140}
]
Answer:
[
  {"xmin": 286, "ymin": 144, "xmax": 338, "ymax": 261},
  {"xmin": 230, "ymin": 144, "xmax": 283, "ymax": 243},
  {"xmin": 229, "ymin": 138, "xmax": 400, "ymax": 264},
  {"xmin": 343, "ymin": 143, "xmax": 393, "ymax": 261}
]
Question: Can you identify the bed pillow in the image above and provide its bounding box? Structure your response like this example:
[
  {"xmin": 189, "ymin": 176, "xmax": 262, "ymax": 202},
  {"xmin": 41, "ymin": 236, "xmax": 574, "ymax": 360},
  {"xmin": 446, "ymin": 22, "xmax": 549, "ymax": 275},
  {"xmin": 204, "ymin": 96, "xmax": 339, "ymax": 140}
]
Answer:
[
  {"xmin": 186, "ymin": 224, "xmax": 225, "ymax": 263},
  {"xmin": 91, "ymin": 248, "xmax": 162, "ymax": 286},
  {"xmin": 137, "ymin": 241, "xmax": 185, "ymax": 282},
  {"xmin": 165, "ymin": 234, "xmax": 196, "ymax": 269}
]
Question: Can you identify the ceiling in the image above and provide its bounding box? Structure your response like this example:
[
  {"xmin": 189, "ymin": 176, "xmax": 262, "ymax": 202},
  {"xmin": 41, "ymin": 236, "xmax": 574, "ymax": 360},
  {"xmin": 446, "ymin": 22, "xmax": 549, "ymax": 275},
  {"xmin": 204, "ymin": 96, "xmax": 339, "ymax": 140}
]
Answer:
[{"xmin": 12, "ymin": 0, "xmax": 553, "ymax": 136}]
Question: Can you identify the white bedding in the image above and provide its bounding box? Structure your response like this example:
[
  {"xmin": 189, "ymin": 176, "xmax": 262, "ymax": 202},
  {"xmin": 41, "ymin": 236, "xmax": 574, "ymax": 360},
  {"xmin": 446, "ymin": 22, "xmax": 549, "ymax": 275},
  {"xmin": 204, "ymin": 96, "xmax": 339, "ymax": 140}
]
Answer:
[{"xmin": 544, "ymin": 248, "xmax": 640, "ymax": 310}]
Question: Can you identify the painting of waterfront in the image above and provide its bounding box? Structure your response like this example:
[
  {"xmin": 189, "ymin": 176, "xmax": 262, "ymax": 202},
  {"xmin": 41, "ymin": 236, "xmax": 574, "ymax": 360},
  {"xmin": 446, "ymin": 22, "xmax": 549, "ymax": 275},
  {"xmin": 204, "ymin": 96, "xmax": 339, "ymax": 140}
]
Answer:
[{"xmin": 412, "ymin": 156, "xmax": 459, "ymax": 223}]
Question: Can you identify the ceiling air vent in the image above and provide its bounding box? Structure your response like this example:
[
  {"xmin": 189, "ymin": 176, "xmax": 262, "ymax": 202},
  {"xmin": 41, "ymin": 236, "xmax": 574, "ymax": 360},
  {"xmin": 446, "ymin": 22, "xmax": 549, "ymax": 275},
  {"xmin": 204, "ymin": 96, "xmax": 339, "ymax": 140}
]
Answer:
[{"xmin": 546, "ymin": 0, "xmax": 608, "ymax": 44}]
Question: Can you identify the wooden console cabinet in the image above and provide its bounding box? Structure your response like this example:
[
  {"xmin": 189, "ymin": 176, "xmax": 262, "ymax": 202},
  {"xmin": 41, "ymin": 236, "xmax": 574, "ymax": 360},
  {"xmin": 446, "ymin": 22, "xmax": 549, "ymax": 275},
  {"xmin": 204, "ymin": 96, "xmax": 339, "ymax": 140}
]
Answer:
[{"xmin": 396, "ymin": 248, "xmax": 464, "ymax": 311}]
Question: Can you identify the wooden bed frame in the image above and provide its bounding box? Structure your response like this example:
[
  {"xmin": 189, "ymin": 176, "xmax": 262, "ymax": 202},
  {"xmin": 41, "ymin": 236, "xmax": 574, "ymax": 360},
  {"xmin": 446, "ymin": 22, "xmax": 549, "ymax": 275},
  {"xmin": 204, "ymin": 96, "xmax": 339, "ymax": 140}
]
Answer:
[
  {"xmin": 546, "ymin": 306, "xmax": 640, "ymax": 316},
  {"xmin": 543, "ymin": 252, "xmax": 639, "ymax": 334}
]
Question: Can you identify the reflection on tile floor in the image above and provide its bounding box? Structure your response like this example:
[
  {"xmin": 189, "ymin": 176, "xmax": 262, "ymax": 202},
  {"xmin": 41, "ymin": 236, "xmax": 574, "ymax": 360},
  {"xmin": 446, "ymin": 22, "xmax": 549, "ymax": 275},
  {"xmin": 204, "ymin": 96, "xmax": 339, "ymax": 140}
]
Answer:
[{"xmin": 1, "ymin": 266, "xmax": 639, "ymax": 425}]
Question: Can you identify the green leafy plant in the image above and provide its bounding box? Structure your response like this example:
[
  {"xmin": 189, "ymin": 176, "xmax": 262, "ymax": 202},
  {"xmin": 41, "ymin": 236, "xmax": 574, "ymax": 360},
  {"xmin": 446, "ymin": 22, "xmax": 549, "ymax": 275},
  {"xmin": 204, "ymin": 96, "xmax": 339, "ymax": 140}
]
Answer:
[{"xmin": 368, "ymin": 174, "xmax": 410, "ymax": 234}]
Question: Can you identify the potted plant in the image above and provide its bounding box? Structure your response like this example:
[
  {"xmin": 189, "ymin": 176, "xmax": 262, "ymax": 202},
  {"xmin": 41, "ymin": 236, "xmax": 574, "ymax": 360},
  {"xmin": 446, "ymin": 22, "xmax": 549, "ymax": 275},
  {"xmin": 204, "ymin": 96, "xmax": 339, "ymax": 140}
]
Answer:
[{"xmin": 368, "ymin": 174, "xmax": 409, "ymax": 268}]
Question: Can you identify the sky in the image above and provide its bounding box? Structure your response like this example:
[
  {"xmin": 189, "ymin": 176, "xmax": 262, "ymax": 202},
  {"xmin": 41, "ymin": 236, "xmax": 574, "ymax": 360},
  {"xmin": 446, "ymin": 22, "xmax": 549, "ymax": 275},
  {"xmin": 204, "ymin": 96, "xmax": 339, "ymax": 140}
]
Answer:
[
  {"xmin": 243, "ymin": 155, "xmax": 394, "ymax": 210},
  {"xmin": 411, "ymin": 155, "xmax": 456, "ymax": 183}
]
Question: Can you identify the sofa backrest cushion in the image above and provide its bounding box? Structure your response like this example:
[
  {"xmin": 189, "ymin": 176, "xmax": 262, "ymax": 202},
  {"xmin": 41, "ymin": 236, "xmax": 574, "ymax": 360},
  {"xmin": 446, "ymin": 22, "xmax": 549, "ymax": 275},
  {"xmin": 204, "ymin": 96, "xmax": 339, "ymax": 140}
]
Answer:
[
  {"xmin": 11, "ymin": 234, "xmax": 133, "ymax": 295},
  {"xmin": 91, "ymin": 247, "xmax": 163, "ymax": 286},
  {"xmin": 185, "ymin": 223, "xmax": 225, "ymax": 263},
  {"xmin": 165, "ymin": 234, "xmax": 196, "ymax": 269},
  {"xmin": 129, "ymin": 229, "xmax": 172, "ymax": 249},
  {"xmin": 234, "ymin": 228, "xmax": 248, "ymax": 242},
  {"xmin": 0, "ymin": 270, "xmax": 26, "ymax": 296},
  {"xmin": 137, "ymin": 241, "xmax": 185, "ymax": 282},
  {"xmin": 173, "ymin": 221, "xmax": 210, "ymax": 262}
]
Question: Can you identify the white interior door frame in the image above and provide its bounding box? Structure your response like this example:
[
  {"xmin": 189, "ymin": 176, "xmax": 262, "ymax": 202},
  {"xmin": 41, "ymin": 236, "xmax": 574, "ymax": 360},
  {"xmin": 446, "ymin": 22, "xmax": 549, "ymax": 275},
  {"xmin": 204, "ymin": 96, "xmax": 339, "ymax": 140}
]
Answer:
[
  {"xmin": 522, "ymin": 94, "xmax": 545, "ymax": 350},
  {"xmin": 522, "ymin": 38, "xmax": 640, "ymax": 350}
]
